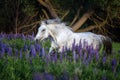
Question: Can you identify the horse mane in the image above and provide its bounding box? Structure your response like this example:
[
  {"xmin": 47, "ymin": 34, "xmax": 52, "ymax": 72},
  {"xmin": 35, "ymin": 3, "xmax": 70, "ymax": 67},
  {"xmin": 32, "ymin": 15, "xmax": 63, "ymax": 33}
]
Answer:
[
  {"xmin": 42, "ymin": 18, "xmax": 73, "ymax": 32},
  {"xmin": 62, "ymin": 24, "xmax": 73, "ymax": 32},
  {"xmin": 42, "ymin": 18, "xmax": 61, "ymax": 24}
]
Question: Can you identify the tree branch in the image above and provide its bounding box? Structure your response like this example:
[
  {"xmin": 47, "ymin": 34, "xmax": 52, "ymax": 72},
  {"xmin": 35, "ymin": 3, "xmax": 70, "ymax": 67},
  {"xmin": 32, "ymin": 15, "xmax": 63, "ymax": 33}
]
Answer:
[
  {"xmin": 77, "ymin": 20, "xmax": 107, "ymax": 32},
  {"xmin": 72, "ymin": 10, "xmax": 94, "ymax": 31},
  {"xmin": 23, "ymin": 25, "xmax": 37, "ymax": 34},
  {"xmin": 69, "ymin": 6, "xmax": 83, "ymax": 26},
  {"xmin": 61, "ymin": 10, "xmax": 70, "ymax": 20},
  {"xmin": 18, "ymin": 21, "xmax": 41, "ymax": 30},
  {"xmin": 76, "ymin": 25, "xmax": 97, "ymax": 32},
  {"xmin": 42, "ymin": 9, "xmax": 49, "ymax": 19},
  {"xmin": 37, "ymin": 0, "xmax": 58, "ymax": 18}
]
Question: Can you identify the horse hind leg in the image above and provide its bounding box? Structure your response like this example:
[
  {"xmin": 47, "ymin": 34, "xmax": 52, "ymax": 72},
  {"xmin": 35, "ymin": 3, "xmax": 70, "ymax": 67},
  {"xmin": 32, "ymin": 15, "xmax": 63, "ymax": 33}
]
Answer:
[
  {"xmin": 104, "ymin": 41, "xmax": 112, "ymax": 54},
  {"xmin": 104, "ymin": 37, "xmax": 112, "ymax": 54}
]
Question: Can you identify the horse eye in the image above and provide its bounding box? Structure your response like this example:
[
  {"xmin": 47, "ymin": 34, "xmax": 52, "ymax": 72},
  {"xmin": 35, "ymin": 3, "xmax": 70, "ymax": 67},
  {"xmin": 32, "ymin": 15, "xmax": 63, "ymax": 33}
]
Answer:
[{"xmin": 42, "ymin": 29, "xmax": 45, "ymax": 32}]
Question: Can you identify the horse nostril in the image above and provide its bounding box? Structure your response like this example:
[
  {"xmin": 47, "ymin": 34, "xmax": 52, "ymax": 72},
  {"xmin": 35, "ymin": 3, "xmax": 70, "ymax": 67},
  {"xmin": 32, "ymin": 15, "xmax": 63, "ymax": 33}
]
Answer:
[
  {"xmin": 34, "ymin": 39, "xmax": 38, "ymax": 42},
  {"xmin": 34, "ymin": 38, "xmax": 38, "ymax": 41},
  {"xmin": 36, "ymin": 39, "xmax": 39, "ymax": 42},
  {"xmin": 34, "ymin": 39, "xmax": 39, "ymax": 43}
]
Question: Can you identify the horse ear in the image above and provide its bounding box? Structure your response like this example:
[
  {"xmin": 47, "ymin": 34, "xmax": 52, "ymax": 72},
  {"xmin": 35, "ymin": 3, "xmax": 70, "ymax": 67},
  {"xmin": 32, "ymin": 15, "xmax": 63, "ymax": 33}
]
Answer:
[{"xmin": 41, "ymin": 21, "xmax": 45, "ymax": 25}]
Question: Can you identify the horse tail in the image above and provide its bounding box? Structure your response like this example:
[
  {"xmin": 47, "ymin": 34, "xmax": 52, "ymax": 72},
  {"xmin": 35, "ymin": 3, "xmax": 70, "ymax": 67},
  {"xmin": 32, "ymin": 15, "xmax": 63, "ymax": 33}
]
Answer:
[{"xmin": 99, "ymin": 35, "xmax": 112, "ymax": 54}]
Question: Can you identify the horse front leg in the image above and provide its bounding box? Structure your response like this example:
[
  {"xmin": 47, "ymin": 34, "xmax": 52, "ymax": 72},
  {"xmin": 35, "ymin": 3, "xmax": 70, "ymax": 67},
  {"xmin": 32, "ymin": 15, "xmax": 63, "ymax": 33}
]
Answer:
[
  {"xmin": 58, "ymin": 45, "xmax": 68, "ymax": 53},
  {"xmin": 49, "ymin": 47, "xmax": 54, "ymax": 53},
  {"xmin": 58, "ymin": 48, "xmax": 62, "ymax": 53},
  {"xmin": 49, "ymin": 41, "xmax": 59, "ymax": 54}
]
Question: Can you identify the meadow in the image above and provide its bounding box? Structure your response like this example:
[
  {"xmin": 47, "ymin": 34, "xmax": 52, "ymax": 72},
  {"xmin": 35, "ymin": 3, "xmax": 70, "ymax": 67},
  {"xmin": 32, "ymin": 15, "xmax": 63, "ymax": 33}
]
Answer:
[{"xmin": 0, "ymin": 33, "xmax": 120, "ymax": 80}]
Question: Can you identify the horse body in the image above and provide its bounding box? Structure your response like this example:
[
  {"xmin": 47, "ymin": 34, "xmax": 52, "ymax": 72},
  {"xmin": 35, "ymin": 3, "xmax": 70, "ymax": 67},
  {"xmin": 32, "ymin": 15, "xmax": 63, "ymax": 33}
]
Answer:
[
  {"xmin": 53, "ymin": 31, "xmax": 103, "ymax": 52},
  {"xmin": 34, "ymin": 19, "xmax": 112, "ymax": 53}
]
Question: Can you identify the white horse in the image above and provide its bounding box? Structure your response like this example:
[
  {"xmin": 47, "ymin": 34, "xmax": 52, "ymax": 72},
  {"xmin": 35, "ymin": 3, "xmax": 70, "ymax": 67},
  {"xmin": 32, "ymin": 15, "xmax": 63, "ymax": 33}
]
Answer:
[{"xmin": 34, "ymin": 19, "xmax": 112, "ymax": 53}]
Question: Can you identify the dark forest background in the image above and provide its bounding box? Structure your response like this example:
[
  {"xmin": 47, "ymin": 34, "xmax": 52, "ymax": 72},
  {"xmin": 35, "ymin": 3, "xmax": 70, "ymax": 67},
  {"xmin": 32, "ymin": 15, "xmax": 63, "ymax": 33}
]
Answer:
[{"xmin": 0, "ymin": 0, "xmax": 120, "ymax": 41}]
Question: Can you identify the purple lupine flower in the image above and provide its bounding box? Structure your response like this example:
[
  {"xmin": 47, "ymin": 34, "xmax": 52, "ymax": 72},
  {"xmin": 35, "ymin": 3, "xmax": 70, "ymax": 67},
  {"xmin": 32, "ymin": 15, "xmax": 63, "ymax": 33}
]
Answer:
[
  {"xmin": 2, "ymin": 44, "xmax": 8, "ymax": 52},
  {"xmin": 95, "ymin": 50, "xmax": 99, "ymax": 61},
  {"xmin": 95, "ymin": 45, "xmax": 99, "ymax": 51},
  {"xmin": 53, "ymin": 52, "xmax": 57, "ymax": 63},
  {"xmin": 72, "ymin": 39, "xmax": 76, "ymax": 51},
  {"xmin": 87, "ymin": 55, "xmax": 92, "ymax": 64},
  {"xmin": 0, "ymin": 51, "xmax": 3, "ymax": 58},
  {"xmin": 8, "ymin": 33, "xmax": 13, "ymax": 40},
  {"xmin": 61, "ymin": 46, "xmax": 65, "ymax": 53},
  {"xmin": 78, "ymin": 39, "xmax": 82, "ymax": 47},
  {"xmin": 0, "ymin": 48, "xmax": 5, "ymax": 58},
  {"xmin": 1, "ymin": 33, "xmax": 6, "ymax": 38},
  {"xmin": 60, "ymin": 52, "xmax": 63, "ymax": 63},
  {"xmin": 42, "ymin": 47, "xmax": 46, "ymax": 57},
  {"xmin": 44, "ymin": 72, "xmax": 54, "ymax": 80},
  {"xmin": 20, "ymin": 49, "xmax": 22, "ymax": 59},
  {"xmin": 61, "ymin": 46, "xmax": 66, "ymax": 59},
  {"xmin": 88, "ymin": 49, "xmax": 93, "ymax": 60},
  {"xmin": 74, "ymin": 74, "xmax": 79, "ymax": 80},
  {"xmin": 49, "ymin": 53, "xmax": 53, "ymax": 62},
  {"xmin": 35, "ymin": 44, "xmax": 41, "ymax": 52},
  {"xmin": 7, "ymin": 47, "xmax": 12, "ymax": 56},
  {"xmin": 79, "ymin": 50, "xmax": 83, "ymax": 59},
  {"xmin": 84, "ymin": 59, "xmax": 89, "ymax": 66},
  {"xmin": 73, "ymin": 50, "xmax": 77, "ymax": 62},
  {"xmin": 26, "ymin": 52, "xmax": 29, "ymax": 59},
  {"xmin": 61, "ymin": 71, "xmax": 69, "ymax": 80},
  {"xmin": 45, "ymin": 54, "xmax": 50, "ymax": 65},
  {"xmin": 111, "ymin": 58, "xmax": 117, "ymax": 72},
  {"xmin": 21, "ymin": 33, "xmax": 26, "ymax": 40},
  {"xmin": 33, "ymin": 73, "xmax": 42, "ymax": 80},
  {"xmin": 38, "ymin": 49, "xmax": 42, "ymax": 57},
  {"xmin": 30, "ymin": 45, "xmax": 36, "ymax": 58},
  {"xmin": 14, "ymin": 33, "xmax": 18, "ymax": 39},
  {"xmin": 83, "ymin": 52, "xmax": 87, "ymax": 61},
  {"xmin": 15, "ymin": 49, "xmax": 18, "ymax": 58},
  {"xmin": 89, "ymin": 44, "xmax": 94, "ymax": 54},
  {"xmin": 87, "ymin": 45, "xmax": 93, "ymax": 55},
  {"xmin": 111, "ymin": 58, "xmax": 117, "ymax": 67},
  {"xmin": 23, "ymin": 44, "xmax": 28, "ymax": 51},
  {"xmin": 27, "ymin": 34, "xmax": 34, "ymax": 40},
  {"xmin": 75, "ymin": 45, "xmax": 78, "ymax": 52},
  {"xmin": 64, "ymin": 52, "xmax": 67, "ymax": 60},
  {"xmin": 102, "ymin": 56, "xmax": 107, "ymax": 64},
  {"xmin": 83, "ymin": 39, "xmax": 88, "ymax": 49},
  {"xmin": 31, "ymin": 32, "xmax": 35, "ymax": 39},
  {"xmin": 29, "ymin": 58, "xmax": 33, "ymax": 64},
  {"xmin": 83, "ymin": 52, "xmax": 87, "ymax": 65},
  {"xmin": 49, "ymin": 52, "xmax": 54, "ymax": 63},
  {"xmin": 102, "ymin": 75, "xmax": 107, "ymax": 80}
]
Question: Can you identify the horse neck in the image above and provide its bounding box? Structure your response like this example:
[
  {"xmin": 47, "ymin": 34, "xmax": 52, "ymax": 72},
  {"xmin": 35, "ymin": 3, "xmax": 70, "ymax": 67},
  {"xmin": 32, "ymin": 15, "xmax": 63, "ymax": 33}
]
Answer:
[
  {"xmin": 48, "ymin": 23, "xmax": 74, "ymax": 43},
  {"xmin": 53, "ymin": 26, "xmax": 74, "ymax": 43}
]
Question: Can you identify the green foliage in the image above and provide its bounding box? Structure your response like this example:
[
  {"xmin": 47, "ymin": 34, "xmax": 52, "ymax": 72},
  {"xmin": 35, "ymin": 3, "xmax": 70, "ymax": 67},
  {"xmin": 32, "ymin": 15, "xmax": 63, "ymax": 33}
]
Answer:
[
  {"xmin": 0, "ymin": 38, "xmax": 120, "ymax": 80},
  {"xmin": 2, "ymin": 38, "xmax": 34, "ymax": 50},
  {"xmin": 0, "ymin": 0, "xmax": 39, "ymax": 32},
  {"xmin": 20, "ymin": 0, "xmax": 37, "ymax": 16},
  {"xmin": 113, "ymin": 42, "xmax": 120, "ymax": 52}
]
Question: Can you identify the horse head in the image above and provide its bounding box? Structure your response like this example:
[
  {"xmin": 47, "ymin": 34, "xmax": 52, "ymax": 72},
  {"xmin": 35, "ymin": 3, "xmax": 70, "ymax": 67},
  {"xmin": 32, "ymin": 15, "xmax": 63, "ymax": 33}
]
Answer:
[{"xmin": 34, "ymin": 18, "xmax": 61, "ymax": 41}]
